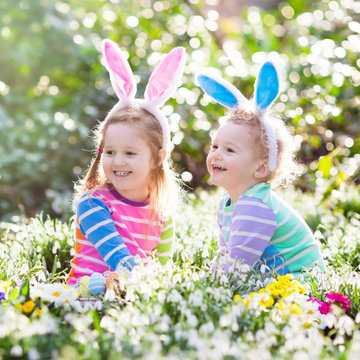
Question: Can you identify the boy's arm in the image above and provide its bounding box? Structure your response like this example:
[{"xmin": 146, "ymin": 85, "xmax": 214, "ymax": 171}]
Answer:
[
  {"xmin": 77, "ymin": 194, "xmax": 136, "ymax": 271},
  {"xmin": 153, "ymin": 216, "xmax": 174, "ymax": 265},
  {"xmin": 228, "ymin": 197, "xmax": 277, "ymax": 267}
]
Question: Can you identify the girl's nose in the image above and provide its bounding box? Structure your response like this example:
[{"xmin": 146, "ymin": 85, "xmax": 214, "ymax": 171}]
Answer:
[{"xmin": 113, "ymin": 154, "xmax": 125, "ymax": 166}]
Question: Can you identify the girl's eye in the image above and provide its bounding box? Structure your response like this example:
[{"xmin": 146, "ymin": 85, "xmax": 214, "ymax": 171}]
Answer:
[
  {"xmin": 126, "ymin": 151, "xmax": 136, "ymax": 156},
  {"xmin": 226, "ymin": 148, "xmax": 234, "ymax": 153},
  {"xmin": 212, "ymin": 144, "xmax": 218, "ymax": 150},
  {"xmin": 106, "ymin": 150, "xmax": 114, "ymax": 155}
]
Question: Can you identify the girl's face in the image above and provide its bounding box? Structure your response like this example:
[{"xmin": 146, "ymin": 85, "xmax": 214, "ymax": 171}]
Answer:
[
  {"xmin": 101, "ymin": 122, "xmax": 154, "ymax": 202},
  {"xmin": 206, "ymin": 121, "xmax": 266, "ymax": 202}
]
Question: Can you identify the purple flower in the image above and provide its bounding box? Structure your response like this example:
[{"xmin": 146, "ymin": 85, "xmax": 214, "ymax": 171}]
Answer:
[{"xmin": 0, "ymin": 292, "xmax": 6, "ymax": 302}]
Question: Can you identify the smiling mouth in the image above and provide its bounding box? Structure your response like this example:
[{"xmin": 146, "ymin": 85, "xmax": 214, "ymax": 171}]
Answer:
[
  {"xmin": 114, "ymin": 171, "xmax": 131, "ymax": 176},
  {"xmin": 212, "ymin": 165, "xmax": 227, "ymax": 173}
]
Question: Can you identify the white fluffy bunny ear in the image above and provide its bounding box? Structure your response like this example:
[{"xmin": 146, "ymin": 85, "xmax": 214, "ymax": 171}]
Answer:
[
  {"xmin": 254, "ymin": 61, "xmax": 280, "ymax": 113},
  {"xmin": 102, "ymin": 39, "xmax": 137, "ymax": 101},
  {"xmin": 197, "ymin": 70, "xmax": 249, "ymax": 109},
  {"xmin": 144, "ymin": 47, "xmax": 186, "ymax": 107}
]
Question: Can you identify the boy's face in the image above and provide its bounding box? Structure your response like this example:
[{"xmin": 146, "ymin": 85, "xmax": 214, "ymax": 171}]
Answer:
[{"xmin": 206, "ymin": 121, "xmax": 264, "ymax": 199}]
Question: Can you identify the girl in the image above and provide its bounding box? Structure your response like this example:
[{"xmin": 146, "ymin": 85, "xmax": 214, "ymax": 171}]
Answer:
[
  {"xmin": 66, "ymin": 39, "xmax": 185, "ymax": 285},
  {"xmin": 197, "ymin": 62, "xmax": 325, "ymax": 275}
]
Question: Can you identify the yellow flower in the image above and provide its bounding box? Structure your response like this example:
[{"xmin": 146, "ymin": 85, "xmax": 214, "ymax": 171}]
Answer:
[
  {"xmin": 277, "ymin": 301, "xmax": 302, "ymax": 317},
  {"xmin": 52, "ymin": 291, "xmax": 61, "ymax": 298},
  {"xmin": 22, "ymin": 300, "xmax": 35, "ymax": 314},
  {"xmin": 241, "ymin": 298, "xmax": 250, "ymax": 308},
  {"xmin": 277, "ymin": 274, "xmax": 294, "ymax": 283},
  {"xmin": 233, "ymin": 294, "xmax": 241, "ymax": 301},
  {"xmin": 259, "ymin": 288, "xmax": 270, "ymax": 295},
  {"xmin": 266, "ymin": 282, "xmax": 284, "ymax": 297},
  {"xmin": 266, "ymin": 276, "xmax": 307, "ymax": 298},
  {"xmin": 0, "ymin": 280, "xmax": 12, "ymax": 292},
  {"xmin": 291, "ymin": 281, "xmax": 307, "ymax": 294},
  {"xmin": 249, "ymin": 292, "xmax": 256, "ymax": 299},
  {"xmin": 303, "ymin": 321, "xmax": 311, "ymax": 328},
  {"xmin": 259, "ymin": 294, "xmax": 274, "ymax": 308},
  {"xmin": 289, "ymin": 303, "xmax": 302, "ymax": 315},
  {"xmin": 278, "ymin": 301, "xmax": 286, "ymax": 312}
]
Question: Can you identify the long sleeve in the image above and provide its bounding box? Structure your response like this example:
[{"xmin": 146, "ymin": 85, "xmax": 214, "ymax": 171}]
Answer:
[
  {"xmin": 153, "ymin": 216, "xmax": 174, "ymax": 265},
  {"xmin": 228, "ymin": 197, "xmax": 277, "ymax": 267},
  {"xmin": 77, "ymin": 194, "xmax": 136, "ymax": 271}
]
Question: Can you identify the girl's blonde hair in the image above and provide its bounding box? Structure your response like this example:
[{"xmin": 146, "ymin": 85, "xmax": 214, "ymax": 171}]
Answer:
[
  {"xmin": 74, "ymin": 106, "xmax": 183, "ymax": 219},
  {"xmin": 227, "ymin": 108, "xmax": 303, "ymax": 188}
]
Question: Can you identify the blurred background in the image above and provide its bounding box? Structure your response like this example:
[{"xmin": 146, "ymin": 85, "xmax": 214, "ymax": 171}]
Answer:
[{"xmin": 0, "ymin": 0, "xmax": 359, "ymax": 222}]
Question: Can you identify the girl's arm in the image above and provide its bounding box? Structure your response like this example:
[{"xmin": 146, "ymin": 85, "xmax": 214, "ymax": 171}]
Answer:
[
  {"xmin": 77, "ymin": 194, "xmax": 136, "ymax": 272},
  {"xmin": 153, "ymin": 216, "xmax": 174, "ymax": 265},
  {"xmin": 228, "ymin": 197, "xmax": 277, "ymax": 267}
]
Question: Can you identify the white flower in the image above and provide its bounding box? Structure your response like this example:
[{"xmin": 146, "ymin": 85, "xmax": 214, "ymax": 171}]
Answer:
[
  {"xmin": 199, "ymin": 321, "xmax": 215, "ymax": 335},
  {"xmin": 189, "ymin": 289, "xmax": 203, "ymax": 307},
  {"xmin": 28, "ymin": 348, "xmax": 40, "ymax": 360},
  {"xmin": 167, "ymin": 289, "xmax": 182, "ymax": 303},
  {"xmin": 30, "ymin": 282, "xmax": 80, "ymax": 310},
  {"xmin": 337, "ymin": 315, "xmax": 355, "ymax": 336}
]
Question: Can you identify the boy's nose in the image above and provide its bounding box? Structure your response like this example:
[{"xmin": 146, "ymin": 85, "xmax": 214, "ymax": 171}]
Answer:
[{"xmin": 212, "ymin": 148, "xmax": 222, "ymax": 160}]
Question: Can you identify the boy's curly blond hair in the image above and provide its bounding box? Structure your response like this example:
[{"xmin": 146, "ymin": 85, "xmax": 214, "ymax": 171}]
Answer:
[{"xmin": 227, "ymin": 108, "xmax": 303, "ymax": 188}]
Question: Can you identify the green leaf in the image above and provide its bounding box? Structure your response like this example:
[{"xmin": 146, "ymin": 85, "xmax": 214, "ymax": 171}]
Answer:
[
  {"xmin": 20, "ymin": 279, "xmax": 30, "ymax": 300},
  {"xmin": 8, "ymin": 287, "xmax": 19, "ymax": 301}
]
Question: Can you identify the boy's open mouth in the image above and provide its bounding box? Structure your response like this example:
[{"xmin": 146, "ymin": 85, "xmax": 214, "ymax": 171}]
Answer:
[{"xmin": 212, "ymin": 165, "xmax": 227, "ymax": 173}]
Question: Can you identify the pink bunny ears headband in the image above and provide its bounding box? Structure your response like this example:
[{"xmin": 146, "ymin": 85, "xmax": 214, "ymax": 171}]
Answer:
[
  {"xmin": 197, "ymin": 62, "xmax": 280, "ymax": 171},
  {"xmin": 102, "ymin": 39, "xmax": 186, "ymax": 153}
]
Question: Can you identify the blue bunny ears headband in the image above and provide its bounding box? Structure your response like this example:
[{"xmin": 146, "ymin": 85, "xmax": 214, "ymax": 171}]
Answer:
[{"xmin": 197, "ymin": 61, "xmax": 280, "ymax": 171}]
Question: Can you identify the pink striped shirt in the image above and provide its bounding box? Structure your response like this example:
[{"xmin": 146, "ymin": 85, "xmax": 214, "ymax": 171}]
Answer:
[{"xmin": 67, "ymin": 186, "xmax": 173, "ymax": 284}]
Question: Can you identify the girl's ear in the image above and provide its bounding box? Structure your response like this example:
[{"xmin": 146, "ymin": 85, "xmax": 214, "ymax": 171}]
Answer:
[
  {"xmin": 197, "ymin": 70, "xmax": 249, "ymax": 109},
  {"xmin": 254, "ymin": 61, "xmax": 280, "ymax": 111},
  {"xmin": 102, "ymin": 39, "xmax": 137, "ymax": 100},
  {"xmin": 145, "ymin": 47, "xmax": 186, "ymax": 107},
  {"xmin": 156, "ymin": 148, "xmax": 167, "ymax": 168},
  {"xmin": 254, "ymin": 160, "xmax": 271, "ymax": 180}
]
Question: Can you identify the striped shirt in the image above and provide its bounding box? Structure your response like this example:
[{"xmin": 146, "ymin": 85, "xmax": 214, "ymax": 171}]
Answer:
[
  {"xmin": 66, "ymin": 186, "xmax": 174, "ymax": 284},
  {"xmin": 216, "ymin": 182, "xmax": 325, "ymax": 275}
]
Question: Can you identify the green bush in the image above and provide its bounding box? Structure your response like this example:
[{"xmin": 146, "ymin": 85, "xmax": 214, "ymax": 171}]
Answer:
[{"xmin": 0, "ymin": 0, "xmax": 359, "ymax": 220}]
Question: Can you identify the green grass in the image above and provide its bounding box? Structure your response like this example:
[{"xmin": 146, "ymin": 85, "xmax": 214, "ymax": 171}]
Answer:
[{"xmin": 0, "ymin": 185, "xmax": 360, "ymax": 359}]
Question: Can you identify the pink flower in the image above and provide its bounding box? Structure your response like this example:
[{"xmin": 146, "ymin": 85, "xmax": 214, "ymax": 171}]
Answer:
[
  {"xmin": 325, "ymin": 293, "xmax": 350, "ymax": 305},
  {"xmin": 309, "ymin": 297, "xmax": 321, "ymax": 304},
  {"xmin": 318, "ymin": 301, "xmax": 332, "ymax": 314},
  {"xmin": 309, "ymin": 293, "xmax": 351, "ymax": 314}
]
